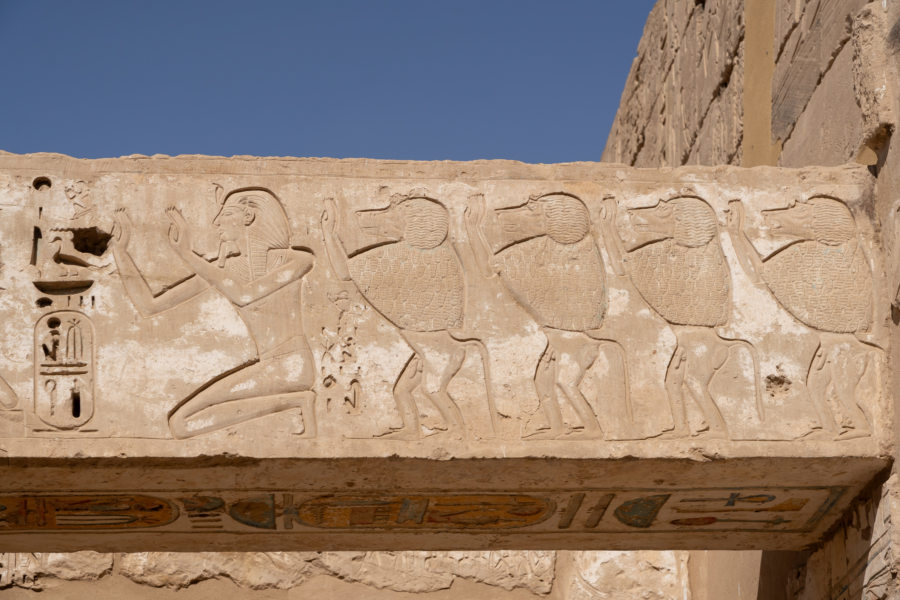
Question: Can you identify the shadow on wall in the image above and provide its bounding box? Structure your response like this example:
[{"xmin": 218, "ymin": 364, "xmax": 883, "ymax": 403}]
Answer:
[{"xmin": 755, "ymin": 481, "xmax": 891, "ymax": 600}]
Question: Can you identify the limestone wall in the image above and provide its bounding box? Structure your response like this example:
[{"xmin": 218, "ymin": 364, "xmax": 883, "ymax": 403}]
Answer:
[
  {"xmin": 0, "ymin": 550, "xmax": 691, "ymax": 599},
  {"xmin": 5, "ymin": 0, "xmax": 900, "ymax": 597},
  {"xmin": 606, "ymin": 0, "xmax": 900, "ymax": 598},
  {"xmin": 602, "ymin": 0, "xmax": 745, "ymax": 167}
]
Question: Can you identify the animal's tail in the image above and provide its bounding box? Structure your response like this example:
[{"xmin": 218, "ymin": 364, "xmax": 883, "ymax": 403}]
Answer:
[
  {"xmin": 448, "ymin": 333, "xmax": 498, "ymax": 436},
  {"xmin": 584, "ymin": 334, "xmax": 632, "ymax": 424},
  {"xmin": 717, "ymin": 333, "xmax": 765, "ymax": 422}
]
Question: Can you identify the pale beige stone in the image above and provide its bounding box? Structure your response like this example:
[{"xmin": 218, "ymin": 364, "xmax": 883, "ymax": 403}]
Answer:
[
  {"xmin": 687, "ymin": 45, "xmax": 744, "ymax": 166},
  {"xmin": 604, "ymin": 0, "xmax": 744, "ymax": 167},
  {"xmin": 0, "ymin": 153, "xmax": 889, "ymax": 553},
  {"xmin": 775, "ymin": 0, "xmax": 802, "ymax": 59},
  {"xmin": 779, "ymin": 43, "xmax": 863, "ymax": 167},
  {"xmin": 317, "ymin": 551, "xmax": 554, "ymax": 594},
  {"xmin": 2, "ymin": 573, "xmax": 549, "ymax": 599},
  {"xmin": 771, "ymin": 0, "xmax": 870, "ymax": 141},
  {"xmin": 117, "ymin": 552, "xmax": 320, "ymax": 589},
  {"xmin": 0, "ymin": 552, "xmax": 112, "ymax": 589},
  {"xmin": 780, "ymin": 5, "xmax": 897, "ymax": 168},
  {"xmin": 1, "ymin": 550, "xmax": 558, "ymax": 595},
  {"xmin": 553, "ymin": 550, "xmax": 690, "ymax": 600}
]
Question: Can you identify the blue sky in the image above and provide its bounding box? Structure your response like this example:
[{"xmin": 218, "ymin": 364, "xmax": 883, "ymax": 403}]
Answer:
[{"xmin": 1, "ymin": 1, "xmax": 654, "ymax": 162}]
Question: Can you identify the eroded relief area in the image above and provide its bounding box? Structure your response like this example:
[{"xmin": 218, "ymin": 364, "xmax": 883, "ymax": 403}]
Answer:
[{"xmin": 0, "ymin": 168, "xmax": 886, "ymax": 444}]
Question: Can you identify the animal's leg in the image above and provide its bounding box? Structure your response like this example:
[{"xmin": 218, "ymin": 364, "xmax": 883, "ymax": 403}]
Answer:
[
  {"xmin": 718, "ymin": 334, "xmax": 765, "ymax": 422},
  {"xmin": 663, "ymin": 346, "xmax": 690, "ymax": 437},
  {"xmin": 602, "ymin": 340, "xmax": 632, "ymax": 423},
  {"xmin": 806, "ymin": 342, "xmax": 838, "ymax": 434},
  {"xmin": 529, "ymin": 342, "xmax": 564, "ymax": 439},
  {"xmin": 451, "ymin": 336, "xmax": 498, "ymax": 437},
  {"xmin": 379, "ymin": 354, "xmax": 423, "ymax": 440},
  {"xmin": 682, "ymin": 339, "xmax": 730, "ymax": 439},
  {"xmin": 420, "ymin": 345, "xmax": 468, "ymax": 439},
  {"xmin": 556, "ymin": 343, "xmax": 603, "ymax": 437},
  {"xmin": 831, "ymin": 345, "xmax": 871, "ymax": 437},
  {"xmin": 585, "ymin": 333, "xmax": 634, "ymax": 434}
]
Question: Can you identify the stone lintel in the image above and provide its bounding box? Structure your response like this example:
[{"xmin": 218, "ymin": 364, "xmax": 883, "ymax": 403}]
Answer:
[
  {"xmin": 0, "ymin": 455, "xmax": 888, "ymax": 552},
  {"xmin": 0, "ymin": 154, "xmax": 890, "ymax": 551}
]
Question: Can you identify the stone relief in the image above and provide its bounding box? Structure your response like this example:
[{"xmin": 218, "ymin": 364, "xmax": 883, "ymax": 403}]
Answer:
[
  {"xmin": 322, "ymin": 193, "xmax": 495, "ymax": 440},
  {"xmin": 0, "ymin": 218, "xmax": 18, "ymax": 411},
  {"xmin": 727, "ymin": 197, "xmax": 881, "ymax": 440},
  {"xmin": 110, "ymin": 187, "xmax": 317, "ymax": 439},
  {"xmin": 0, "ymin": 165, "xmax": 886, "ymax": 446},
  {"xmin": 561, "ymin": 551, "xmax": 688, "ymax": 600},
  {"xmin": 600, "ymin": 195, "xmax": 763, "ymax": 439},
  {"xmin": 25, "ymin": 178, "xmax": 110, "ymax": 433},
  {"xmin": 466, "ymin": 192, "xmax": 629, "ymax": 440},
  {"xmin": 318, "ymin": 289, "xmax": 365, "ymax": 412},
  {"xmin": 34, "ymin": 311, "xmax": 94, "ymax": 430}
]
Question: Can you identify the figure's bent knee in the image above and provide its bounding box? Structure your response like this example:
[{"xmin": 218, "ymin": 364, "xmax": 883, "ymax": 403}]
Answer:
[{"xmin": 168, "ymin": 409, "xmax": 196, "ymax": 440}]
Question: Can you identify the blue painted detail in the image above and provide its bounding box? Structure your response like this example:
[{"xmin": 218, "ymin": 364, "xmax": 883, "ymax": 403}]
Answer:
[{"xmin": 614, "ymin": 494, "xmax": 671, "ymax": 528}]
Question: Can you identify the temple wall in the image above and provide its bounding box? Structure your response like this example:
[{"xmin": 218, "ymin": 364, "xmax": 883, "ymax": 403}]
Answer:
[
  {"xmin": 0, "ymin": 551, "xmax": 691, "ymax": 598},
  {"xmin": 606, "ymin": 0, "xmax": 900, "ymax": 598},
  {"xmin": 4, "ymin": 0, "xmax": 900, "ymax": 598},
  {"xmin": 602, "ymin": 0, "xmax": 745, "ymax": 167}
]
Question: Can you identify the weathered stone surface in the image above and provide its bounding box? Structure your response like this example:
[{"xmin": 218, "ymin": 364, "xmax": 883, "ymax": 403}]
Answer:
[
  {"xmin": 554, "ymin": 550, "xmax": 689, "ymax": 599},
  {"xmin": 687, "ymin": 45, "xmax": 744, "ymax": 166},
  {"xmin": 118, "ymin": 552, "xmax": 319, "ymax": 589},
  {"xmin": 788, "ymin": 478, "xmax": 896, "ymax": 599},
  {"xmin": 780, "ymin": 5, "xmax": 897, "ymax": 168},
  {"xmin": 850, "ymin": 4, "xmax": 897, "ymax": 153},
  {"xmin": 0, "ymin": 550, "xmax": 560, "ymax": 596},
  {"xmin": 779, "ymin": 43, "xmax": 863, "ymax": 167},
  {"xmin": 772, "ymin": 0, "xmax": 870, "ymax": 141},
  {"xmin": 0, "ymin": 552, "xmax": 112, "ymax": 589},
  {"xmin": 0, "ymin": 153, "xmax": 889, "ymax": 553},
  {"xmin": 673, "ymin": 0, "xmax": 744, "ymax": 162},
  {"xmin": 775, "ymin": 0, "xmax": 802, "ymax": 59},
  {"xmin": 317, "ymin": 551, "xmax": 555, "ymax": 594},
  {"xmin": 604, "ymin": 0, "xmax": 744, "ymax": 167},
  {"xmin": 603, "ymin": 2, "xmax": 671, "ymax": 165}
]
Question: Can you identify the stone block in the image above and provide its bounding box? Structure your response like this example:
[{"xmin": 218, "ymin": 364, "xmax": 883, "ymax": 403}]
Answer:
[
  {"xmin": 791, "ymin": 478, "xmax": 897, "ymax": 599},
  {"xmin": 675, "ymin": 0, "xmax": 744, "ymax": 158},
  {"xmin": 772, "ymin": 0, "xmax": 869, "ymax": 141},
  {"xmin": 633, "ymin": 84, "xmax": 670, "ymax": 167},
  {"xmin": 603, "ymin": 2, "xmax": 670, "ymax": 164},
  {"xmin": 775, "ymin": 0, "xmax": 803, "ymax": 59},
  {"xmin": 554, "ymin": 550, "xmax": 689, "ymax": 599},
  {"xmin": 687, "ymin": 47, "xmax": 744, "ymax": 166},
  {"xmin": 779, "ymin": 43, "xmax": 863, "ymax": 167},
  {"xmin": 0, "ymin": 153, "xmax": 889, "ymax": 552}
]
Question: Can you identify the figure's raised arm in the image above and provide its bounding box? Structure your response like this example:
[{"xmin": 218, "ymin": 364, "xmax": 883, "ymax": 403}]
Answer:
[
  {"xmin": 321, "ymin": 198, "xmax": 352, "ymax": 281},
  {"xmin": 464, "ymin": 193, "xmax": 496, "ymax": 278},
  {"xmin": 726, "ymin": 200, "xmax": 765, "ymax": 285},
  {"xmin": 165, "ymin": 207, "xmax": 312, "ymax": 307},
  {"xmin": 598, "ymin": 196, "xmax": 627, "ymax": 277},
  {"xmin": 111, "ymin": 208, "xmax": 208, "ymax": 317}
]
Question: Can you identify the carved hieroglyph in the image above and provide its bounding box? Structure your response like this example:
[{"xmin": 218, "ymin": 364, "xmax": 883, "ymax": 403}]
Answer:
[{"xmin": 0, "ymin": 155, "xmax": 889, "ymax": 550}]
